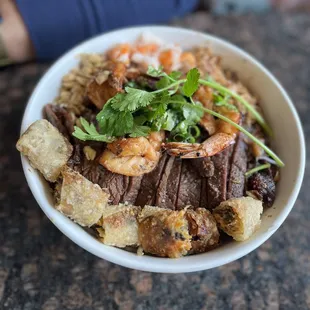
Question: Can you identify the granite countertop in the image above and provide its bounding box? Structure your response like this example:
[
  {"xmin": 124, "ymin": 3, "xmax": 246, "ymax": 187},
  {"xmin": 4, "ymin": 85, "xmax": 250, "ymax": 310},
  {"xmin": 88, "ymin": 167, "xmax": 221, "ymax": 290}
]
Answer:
[{"xmin": 0, "ymin": 12, "xmax": 309, "ymax": 310}]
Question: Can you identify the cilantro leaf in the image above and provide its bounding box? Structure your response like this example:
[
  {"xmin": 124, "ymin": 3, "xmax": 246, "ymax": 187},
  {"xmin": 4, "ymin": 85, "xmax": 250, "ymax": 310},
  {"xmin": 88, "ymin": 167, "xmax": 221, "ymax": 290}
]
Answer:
[
  {"xmin": 147, "ymin": 65, "xmax": 165, "ymax": 77},
  {"xmin": 111, "ymin": 87, "xmax": 155, "ymax": 112},
  {"xmin": 96, "ymin": 99, "xmax": 134, "ymax": 136},
  {"xmin": 72, "ymin": 118, "xmax": 115, "ymax": 142},
  {"xmin": 129, "ymin": 125, "xmax": 151, "ymax": 137},
  {"xmin": 169, "ymin": 71, "xmax": 182, "ymax": 81},
  {"xmin": 113, "ymin": 111, "xmax": 134, "ymax": 136},
  {"xmin": 182, "ymin": 103, "xmax": 204, "ymax": 124},
  {"xmin": 156, "ymin": 76, "xmax": 170, "ymax": 89},
  {"xmin": 133, "ymin": 114, "xmax": 148, "ymax": 126},
  {"xmin": 80, "ymin": 117, "xmax": 99, "ymax": 135},
  {"xmin": 182, "ymin": 68, "xmax": 200, "ymax": 97}
]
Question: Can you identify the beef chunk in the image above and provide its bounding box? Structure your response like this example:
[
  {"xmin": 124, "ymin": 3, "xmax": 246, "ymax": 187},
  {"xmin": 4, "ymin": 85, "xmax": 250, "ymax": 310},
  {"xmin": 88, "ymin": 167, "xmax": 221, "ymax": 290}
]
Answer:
[
  {"xmin": 87, "ymin": 62, "xmax": 126, "ymax": 109},
  {"xmin": 135, "ymin": 153, "xmax": 168, "ymax": 207},
  {"xmin": 247, "ymin": 169, "xmax": 276, "ymax": 208},
  {"xmin": 176, "ymin": 160, "xmax": 201, "ymax": 210},
  {"xmin": 227, "ymin": 133, "xmax": 247, "ymax": 199},
  {"xmin": 207, "ymin": 146, "xmax": 233, "ymax": 209},
  {"xmin": 43, "ymin": 104, "xmax": 75, "ymax": 141},
  {"xmin": 155, "ymin": 156, "xmax": 182, "ymax": 209}
]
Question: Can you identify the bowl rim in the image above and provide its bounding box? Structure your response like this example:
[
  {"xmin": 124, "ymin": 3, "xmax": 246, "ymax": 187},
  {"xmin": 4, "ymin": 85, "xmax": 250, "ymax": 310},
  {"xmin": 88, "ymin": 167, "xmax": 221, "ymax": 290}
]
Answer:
[{"xmin": 20, "ymin": 25, "xmax": 306, "ymax": 273}]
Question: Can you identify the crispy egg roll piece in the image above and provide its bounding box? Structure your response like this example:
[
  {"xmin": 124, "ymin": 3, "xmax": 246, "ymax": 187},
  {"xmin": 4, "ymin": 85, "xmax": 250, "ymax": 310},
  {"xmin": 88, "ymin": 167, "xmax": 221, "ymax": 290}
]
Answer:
[
  {"xmin": 56, "ymin": 167, "xmax": 109, "ymax": 227},
  {"xmin": 138, "ymin": 206, "xmax": 191, "ymax": 258},
  {"xmin": 213, "ymin": 197, "xmax": 263, "ymax": 241},
  {"xmin": 186, "ymin": 208, "xmax": 220, "ymax": 254},
  {"xmin": 96, "ymin": 204, "xmax": 141, "ymax": 248},
  {"xmin": 16, "ymin": 119, "xmax": 73, "ymax": 182}
]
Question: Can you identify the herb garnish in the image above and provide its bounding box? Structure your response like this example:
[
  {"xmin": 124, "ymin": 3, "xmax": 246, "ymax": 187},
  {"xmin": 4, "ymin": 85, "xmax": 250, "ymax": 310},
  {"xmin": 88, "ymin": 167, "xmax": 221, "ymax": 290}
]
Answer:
[
  {"xmin": 245, "ymin": 163, "xmax": 271, "ymax": 177},
  {"xmin": 73, "ymin": 65, "xmax": 284, "ymax": 167}
]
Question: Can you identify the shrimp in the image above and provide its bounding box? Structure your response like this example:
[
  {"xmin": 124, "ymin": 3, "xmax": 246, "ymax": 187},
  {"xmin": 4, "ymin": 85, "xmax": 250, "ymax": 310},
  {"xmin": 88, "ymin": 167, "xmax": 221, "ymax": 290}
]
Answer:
[
  {"xmin": 180, "ymin": 52, "xmax": 197, "ymax": 72},
  {"xmin": 194, "ymin": 86, "xmax": 217, "ymax": 135},
  {"xmin": 164, "ymin": 107, "xmax": 241, "ymax": 159},
  {"xmin": 99, "ymin": 131, "xmax": 165, "ymax": 176},
  {"xmin": 108, "ymin": 43, "xmax": 132, "ymax": 65}
]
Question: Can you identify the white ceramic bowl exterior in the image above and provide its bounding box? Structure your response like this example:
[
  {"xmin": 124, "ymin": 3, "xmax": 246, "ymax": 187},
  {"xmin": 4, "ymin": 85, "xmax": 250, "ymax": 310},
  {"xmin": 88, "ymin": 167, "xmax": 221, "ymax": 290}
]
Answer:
[{"xmin": 20, "ymin": 26, "xmax": 305, "ymax": 273}]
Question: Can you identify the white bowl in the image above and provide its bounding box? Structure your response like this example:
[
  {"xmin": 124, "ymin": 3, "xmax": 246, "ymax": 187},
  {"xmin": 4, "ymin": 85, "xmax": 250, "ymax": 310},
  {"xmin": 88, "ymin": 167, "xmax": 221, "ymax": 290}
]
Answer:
[{"xmin": 20, "ymin": 26, "xmax": 305, "ymax": 273}]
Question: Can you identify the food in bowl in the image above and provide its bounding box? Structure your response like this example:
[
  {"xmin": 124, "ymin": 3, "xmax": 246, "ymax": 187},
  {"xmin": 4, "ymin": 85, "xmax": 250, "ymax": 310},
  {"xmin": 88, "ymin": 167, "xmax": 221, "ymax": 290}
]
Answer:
[{"xmin": 17, "ymin": 32, "xmax": 284, "ymax": 258}]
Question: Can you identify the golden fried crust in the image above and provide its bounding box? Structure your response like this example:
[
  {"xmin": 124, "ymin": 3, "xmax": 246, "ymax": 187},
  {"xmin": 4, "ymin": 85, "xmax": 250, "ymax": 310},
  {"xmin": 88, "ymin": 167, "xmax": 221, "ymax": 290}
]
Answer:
[
  {"xmin": 97, "ymin": 204, "xmax": 141, "ymax": 248},
  {"xmin": 86, "ymin": 62, "xmax": 126, "ymax": 109},
  {"xmin": 56, "ymin": 167, "xmax": 109, "ymax": 227},
  {"xmin": 138, "ymin": 206, "xmax": 191, "ymax": 258},
  {"xmin": 213, "ymin": 197, "xmax": 263, "ymax": 241},
  {"xmin": 186, "ymin": 208, "xmax": 220, "ymax": 254},
  {"xmin": 16, "ymin": 119, "xmax": 73, "ymax": 182}
]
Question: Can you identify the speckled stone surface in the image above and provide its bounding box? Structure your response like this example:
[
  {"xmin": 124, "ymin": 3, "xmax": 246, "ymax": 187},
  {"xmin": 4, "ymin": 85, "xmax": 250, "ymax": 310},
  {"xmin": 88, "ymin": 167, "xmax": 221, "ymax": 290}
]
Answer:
[{"xmin": 0, "ymin": 12, "xmax": 309, "ymax": 310}]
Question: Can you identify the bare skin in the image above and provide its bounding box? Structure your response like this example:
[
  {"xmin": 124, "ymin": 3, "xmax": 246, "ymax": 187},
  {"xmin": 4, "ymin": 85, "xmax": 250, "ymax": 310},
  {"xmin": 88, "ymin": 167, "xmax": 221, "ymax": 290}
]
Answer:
[{"xmin": 0, "ymin": 0, "xmax": 34, "ymax": 62}]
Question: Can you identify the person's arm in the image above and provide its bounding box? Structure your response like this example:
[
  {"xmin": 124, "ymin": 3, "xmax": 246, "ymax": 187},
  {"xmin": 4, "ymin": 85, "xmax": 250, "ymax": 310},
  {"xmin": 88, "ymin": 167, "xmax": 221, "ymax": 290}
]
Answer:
[
  {"xmin": 0, "ymin": 0, "xmax": 198, "ymax": 63},
  {"xmin": 0, "ymin": 0, "xmax": 34, "ymax": 63}
]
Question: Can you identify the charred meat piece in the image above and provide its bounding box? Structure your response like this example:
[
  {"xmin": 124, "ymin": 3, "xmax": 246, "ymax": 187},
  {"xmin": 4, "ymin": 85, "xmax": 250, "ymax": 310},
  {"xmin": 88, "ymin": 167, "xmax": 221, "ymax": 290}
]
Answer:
[
  {"xmin": 155, "ymin": 156, "xmax": 182, "ymax": 210},
  {"xmin": 207, "ymin": 146, "xmax": 233, "ymax": 209},
  {"xmin": 176, "ymin": 160, "xmax": 201, "ymax": 210},
  {"xmin": 43, "ymin": 104, "xmax": 75, "ymax": 141},
  {"xmin": 87, "ymin": 62, "xmax": 126, "ymax": 109},
  {"xmin": 186, "ymin": 208, "xmax": 220, "ymax": 254},
  {"xmin": 227, "ymin": 133, "xmax": 247, "ymax": 199},
  {"xmin": 247, "ymin": 169, "xmax": 276, "ymax": 208},
  {"xmin": 138, "ymin": 206, "xmax": 191, "ymax": 258}
]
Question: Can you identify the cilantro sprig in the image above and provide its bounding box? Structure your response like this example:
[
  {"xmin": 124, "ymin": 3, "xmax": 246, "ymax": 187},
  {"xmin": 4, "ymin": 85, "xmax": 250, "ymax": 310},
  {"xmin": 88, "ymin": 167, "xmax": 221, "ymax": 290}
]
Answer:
[
  {"xmin": 72, "ymin": 65, "xmax": 283, "ymax": 167},
  {"xmin": 72, "ymin": 118, "xmax": 115, "ymax": 142}
]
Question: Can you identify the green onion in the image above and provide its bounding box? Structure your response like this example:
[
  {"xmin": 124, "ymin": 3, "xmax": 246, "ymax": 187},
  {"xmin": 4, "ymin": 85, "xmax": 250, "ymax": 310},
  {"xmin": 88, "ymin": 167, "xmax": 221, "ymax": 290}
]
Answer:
[
  {"xmin": 245, "ymin": 163, "xmax": 271, "ymax": 177},
  {"xmin": 189, "ymin": 125, "xmax": 200, "ymax": 138}
]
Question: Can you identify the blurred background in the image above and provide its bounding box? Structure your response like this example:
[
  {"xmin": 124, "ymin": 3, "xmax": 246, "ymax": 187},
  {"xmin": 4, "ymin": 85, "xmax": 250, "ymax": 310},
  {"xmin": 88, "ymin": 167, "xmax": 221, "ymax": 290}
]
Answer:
[{"xmin": 0, "ymin": 1, "xmax": 309, "ymax": 309}]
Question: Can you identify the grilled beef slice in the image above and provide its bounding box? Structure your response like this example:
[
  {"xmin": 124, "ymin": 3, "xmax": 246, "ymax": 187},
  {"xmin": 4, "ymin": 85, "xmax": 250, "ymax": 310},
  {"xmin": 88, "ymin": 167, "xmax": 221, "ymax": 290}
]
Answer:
[
  {"xmin": 207, "ymin": 146, "xmax": 233, "ymax": 209},
  {"xmin": 135, "ymin": 153, "xmax": 169, "ymax": 207},
  {"xmin": 155, "ymin": 156, "xmax": 183, "ymax": 209},
  {"xmin": 190, "ymin": 158, "xmax": 215, "ymax": 209},
  {"xmin": 98, "ymin": 169, "xmax": 129, "ymax": 205},
  {"xmin": 227, "ymin": 133, "xmax": 247, "ymax": 199},
  {"xmin": 122, "ymin": 176, "xmax": 143, "ymax": 205},
  {"xmin": 190, "ymin": 157, "xmax": 214, "ymax": 178},
  {"xmin": 176, "ymin": 160, "xmax": 201, "ymax": 210}
]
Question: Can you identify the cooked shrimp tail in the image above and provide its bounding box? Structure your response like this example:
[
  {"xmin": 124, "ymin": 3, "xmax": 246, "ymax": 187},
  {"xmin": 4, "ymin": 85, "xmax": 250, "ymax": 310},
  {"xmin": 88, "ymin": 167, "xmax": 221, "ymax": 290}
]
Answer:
[
  {"xmin": 164, "ymin": 133, "xmax": 235, "ymax": 158},
  {"xmin": 99, "ymin": 131, "xmax": 165, "ymax": 176}
]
